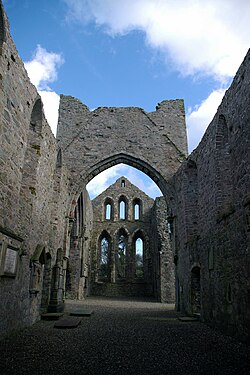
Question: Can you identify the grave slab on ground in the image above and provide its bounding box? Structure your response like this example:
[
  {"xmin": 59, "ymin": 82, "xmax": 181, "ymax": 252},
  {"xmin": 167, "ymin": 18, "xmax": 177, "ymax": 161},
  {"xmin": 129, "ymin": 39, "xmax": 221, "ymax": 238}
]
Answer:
[
  {"xmin": 70, "ymin": 310, "xmax": 93, "ymax": 317},
  {"xmin": 54, "ymin": 317, "xmax": 82, "ymax": 329},
  {"xmin": 41, "ymin": 313, "xmax": 64, "ymax": 320},
  {"xmin": 178, "ymin": 316, "xmax": 199, "ymax": 322}
]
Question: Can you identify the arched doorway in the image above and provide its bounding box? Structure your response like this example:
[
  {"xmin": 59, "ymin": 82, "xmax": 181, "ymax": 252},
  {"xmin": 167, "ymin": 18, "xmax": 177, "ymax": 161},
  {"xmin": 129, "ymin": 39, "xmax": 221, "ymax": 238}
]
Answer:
[
  {"xmin": 57, "ymin": 96, "xmax": 187, "ymax": 302},
  {"xmin": 116, "ymin": 228, "xmax": 128, "ymax": 280},
  {"xmin": 135, "ymin": 238, "xmax": 144, "ymax": 278},
  {"xmin": 132, "ymin": 229, "xmax": 148, "ymax": 280},
  {"xmin": 98, "ymin": 231, "xmax": 111, "ymax": 281}
]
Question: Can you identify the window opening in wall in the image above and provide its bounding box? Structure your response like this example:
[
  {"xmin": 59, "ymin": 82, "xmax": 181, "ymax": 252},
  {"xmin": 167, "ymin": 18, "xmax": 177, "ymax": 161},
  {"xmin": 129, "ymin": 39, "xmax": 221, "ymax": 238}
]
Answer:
[
  {"xmin": 117, "ymin": 235, "xmax": 126, "ymax": 278},
  {"xmin": 134, "ymin": 203, "xmax": 140, "ymax": 220},
  {"xmin": 121, "ymin": 179, "xmax": 125, "ymax": 187},
  {"xmin": 100, "ymin": 237, "xmax": 109, "ymax": 279},
  {"xmin": 30, "ymin": 98, "xmax": 43, "ymax": 133},
  {"xmin": 119, "ymin": 200, "xmax": 126, "ymax": 220},
  {"xmin": 105, "ymin": 203, "xmax": 111, "ymax": 220},
  {"xmin": 135, "ymin": 238, "xmax": 143, "ymax": 277},
  {"xmin": 167, "ymin": 218, "xmax": 174, "ymax": 241}
]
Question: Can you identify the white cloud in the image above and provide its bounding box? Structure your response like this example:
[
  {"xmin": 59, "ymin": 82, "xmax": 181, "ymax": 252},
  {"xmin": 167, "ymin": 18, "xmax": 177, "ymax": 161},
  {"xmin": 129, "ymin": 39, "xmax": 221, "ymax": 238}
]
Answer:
[
  {"xmin": 64, "ymin": 0, "xmax": 250, "ymax": 81},
  {"xmin": 25, "ymin": 45, "xmax": 63, "ymax": 90},
  {"xmin": 64, "ymin": 0, "xmax": 250, "ymax": 152},
  {"xmin": 86, "ymin": 165, "xmax": 122, "ymax": 198},
  {"xmin": 86, "ymin": 163, "xmax": 162, "ymax": 199},
  {"xmin": 24, "ymin": 45, "xmax": 64, "ymax": 135},
  {"xmin": 38, "ymin": 91, "xmax": 60, "ymax": 136},
  {"xmin": 186, "ymin": 88, "xmax": 226, "ymax": 152}
]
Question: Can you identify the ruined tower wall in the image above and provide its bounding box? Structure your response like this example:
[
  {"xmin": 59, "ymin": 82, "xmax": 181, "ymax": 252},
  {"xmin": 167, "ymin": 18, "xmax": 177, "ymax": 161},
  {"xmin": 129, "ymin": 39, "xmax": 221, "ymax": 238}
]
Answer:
[
  {"xmin": 57, "ymin": 95, "xmax": 188, "ymax": 198},
  {"xmin": 172, "ymin": 50, "xmax": 250, "ymax": 342},
  {"xmin": 0, "ymin": 5, "xmax": 71, "ymax": 335}
]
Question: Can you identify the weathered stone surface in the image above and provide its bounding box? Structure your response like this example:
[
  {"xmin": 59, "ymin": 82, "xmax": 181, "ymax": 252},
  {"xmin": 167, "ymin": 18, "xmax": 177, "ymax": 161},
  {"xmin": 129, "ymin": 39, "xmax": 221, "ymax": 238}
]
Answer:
[
  {"xmin": 151, "ymin": 197, "xmax": 175, "ymax": 303},
  {"xmin": 57, "ymin": 95, "xmax": 188, "ymax": 198},
  {"xmin": 0, "ymin": 2, "xmax": 70, "ymax": 335},
  {"xmin": 0, "ymin": 0, "xmax": 249, "ymax": 345},
  {"xmin": 171, "ymin": 50, "xmax": 250, "ymax": 343}
]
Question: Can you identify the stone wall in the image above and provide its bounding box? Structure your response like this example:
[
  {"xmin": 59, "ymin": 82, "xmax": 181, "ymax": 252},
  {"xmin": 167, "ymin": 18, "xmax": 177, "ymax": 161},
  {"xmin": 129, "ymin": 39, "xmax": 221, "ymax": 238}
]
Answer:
[
  {"xmin": 89, "ymin": 177, "xmax": 156, "ymax": 297},
  {"xmin": 57, "ymin": 95, "xmax": 188, "ymax": 198},
  {"xmin": 0, "ymin": 1, "xmax": 186, "ymax": 335},
  {"xmin": 0, "ymin": 3, "xmax": 71, "ymax": 335},
  {"xmin": 172, "ymin": 50, "xmax": 250, "ymax": 343},
  {"xmin": 1, "ymin": 0, "xmax": 249, "ymax": 344},
  {"xmin": 89, "ymin": 178, "xmax": 175, "ymax": 301},
  {"xmin": 151, "ymin": 197, "xmax": 175, "ymax": 302},
  {"xmin": 66, "ymin": 189, "xmax": 93, "ymax": 300}
]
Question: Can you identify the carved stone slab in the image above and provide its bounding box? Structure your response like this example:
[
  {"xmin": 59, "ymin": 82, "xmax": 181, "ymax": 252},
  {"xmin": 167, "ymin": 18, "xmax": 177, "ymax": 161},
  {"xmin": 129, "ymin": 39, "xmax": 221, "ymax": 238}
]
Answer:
[{"xmin": 54, "ymin": 317, "xmax": 82, "ymax": 328}]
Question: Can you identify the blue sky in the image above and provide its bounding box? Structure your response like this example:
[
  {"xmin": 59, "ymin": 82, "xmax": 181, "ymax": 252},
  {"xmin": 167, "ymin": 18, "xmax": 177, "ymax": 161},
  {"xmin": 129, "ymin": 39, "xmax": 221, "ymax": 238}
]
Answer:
[{"xmin": 3, "ymin": 0, "xmax": 250, "ymax": 199}]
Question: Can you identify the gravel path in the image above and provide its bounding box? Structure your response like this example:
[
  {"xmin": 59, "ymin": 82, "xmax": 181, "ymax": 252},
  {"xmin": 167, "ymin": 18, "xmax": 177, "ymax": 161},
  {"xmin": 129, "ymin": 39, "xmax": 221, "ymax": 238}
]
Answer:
[{"xmin": 0, "ymin": 297, "xmax": 249, "ymax": 375}]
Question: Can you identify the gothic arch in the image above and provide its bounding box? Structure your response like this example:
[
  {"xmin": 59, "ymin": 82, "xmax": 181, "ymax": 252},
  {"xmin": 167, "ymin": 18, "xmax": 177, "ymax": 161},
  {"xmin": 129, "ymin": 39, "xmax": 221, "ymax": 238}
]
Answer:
[
  {"xmin": 113, "ymin": 226, "xmax": 130, "ymax": 238},
  {"xmin": 132, "ymin": 228, "xmax": 148, "ymax": 242},
  {"xmin": 98, "ymin": 229, "xmax": 111, "ymax": 242},
  {"xmin": 116, "ymin": 227, "xmax": 129, "ymax": 279},
  {"xmin": 73, "ymin": 153, "xmax": 171, "ymax": 199},
  {"xmin": 132, "ymin": 229, "xmax": 148, "ymax": 279},
  {"xmin": 30, "ymin": 97, "xmax": 43, "ymax": 133},
  {"xmin": 58, "ymin": 96, "xmax": 187, "ymax": 204},
  {"xmin": 133, "ymin": 198, "xmax": 143, "ymax": 220},
  {"xmin": 67, "ymin": 153, "xmax": 173, "ymax": 225},
  {"xmin": 97, "ymin": 230, "xmax": 112, "ymax": 281},
  {"xmin": 118, "ymin": 194, "xmax": 128, "ymax": 220},
  {"xmin": 104, "ymin": 197, "xmax": 114, "ymax": 220}
]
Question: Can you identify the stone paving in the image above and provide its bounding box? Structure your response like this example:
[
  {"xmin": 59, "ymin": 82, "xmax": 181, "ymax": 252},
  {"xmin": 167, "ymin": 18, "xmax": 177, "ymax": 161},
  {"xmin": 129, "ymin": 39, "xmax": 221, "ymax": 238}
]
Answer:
[{"xmin": 0, "ymin": 297, "xmax": 249, "ymax": 375}]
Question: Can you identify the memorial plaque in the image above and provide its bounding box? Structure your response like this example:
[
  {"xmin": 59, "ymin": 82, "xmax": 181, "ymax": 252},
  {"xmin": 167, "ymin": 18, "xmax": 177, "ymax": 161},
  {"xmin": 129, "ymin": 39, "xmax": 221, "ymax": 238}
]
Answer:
[
  {"xmin": 3, "ymin": 247, "xmax": 18, "ymax": 276},
  {"xmin": 0, "ymin": 229, "xmax": 22, "ymax": 277}
]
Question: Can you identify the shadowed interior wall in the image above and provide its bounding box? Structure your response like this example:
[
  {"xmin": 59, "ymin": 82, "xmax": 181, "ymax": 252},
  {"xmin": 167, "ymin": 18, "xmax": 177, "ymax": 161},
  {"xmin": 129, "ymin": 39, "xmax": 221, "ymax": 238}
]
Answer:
[{"xmin": 171, "ymin": 50, "xmax": 250, "ymax": 343}]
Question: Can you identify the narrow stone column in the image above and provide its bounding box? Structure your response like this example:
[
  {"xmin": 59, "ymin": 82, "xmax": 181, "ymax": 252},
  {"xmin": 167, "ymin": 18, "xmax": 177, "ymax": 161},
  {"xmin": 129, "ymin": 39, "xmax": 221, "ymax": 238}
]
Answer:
[
  {"xmin": 110, "ymin": 238, "xmax": 116, "ymax": 283},
  {"xmin": 48, "ymin": 249, "xmax": 64, "ymax": 312}
]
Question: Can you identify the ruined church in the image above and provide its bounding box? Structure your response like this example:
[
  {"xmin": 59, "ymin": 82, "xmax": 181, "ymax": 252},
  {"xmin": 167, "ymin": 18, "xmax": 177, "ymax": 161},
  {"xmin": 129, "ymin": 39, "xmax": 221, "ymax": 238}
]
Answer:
[{"xmin": 0, "ymin": 1, "xmax": 249, "ymax": 343}]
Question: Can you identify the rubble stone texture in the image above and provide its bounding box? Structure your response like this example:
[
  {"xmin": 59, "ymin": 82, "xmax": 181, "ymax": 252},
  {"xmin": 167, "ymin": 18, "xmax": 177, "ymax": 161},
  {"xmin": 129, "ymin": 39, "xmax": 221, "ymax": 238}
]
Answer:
[
  {"xmin": 0, "ymin": 1, "xmax": 249, "ymax": 344},
  {"xmin": 171, "ymin": 50, "xmax": 250, "ymax": 343}
]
